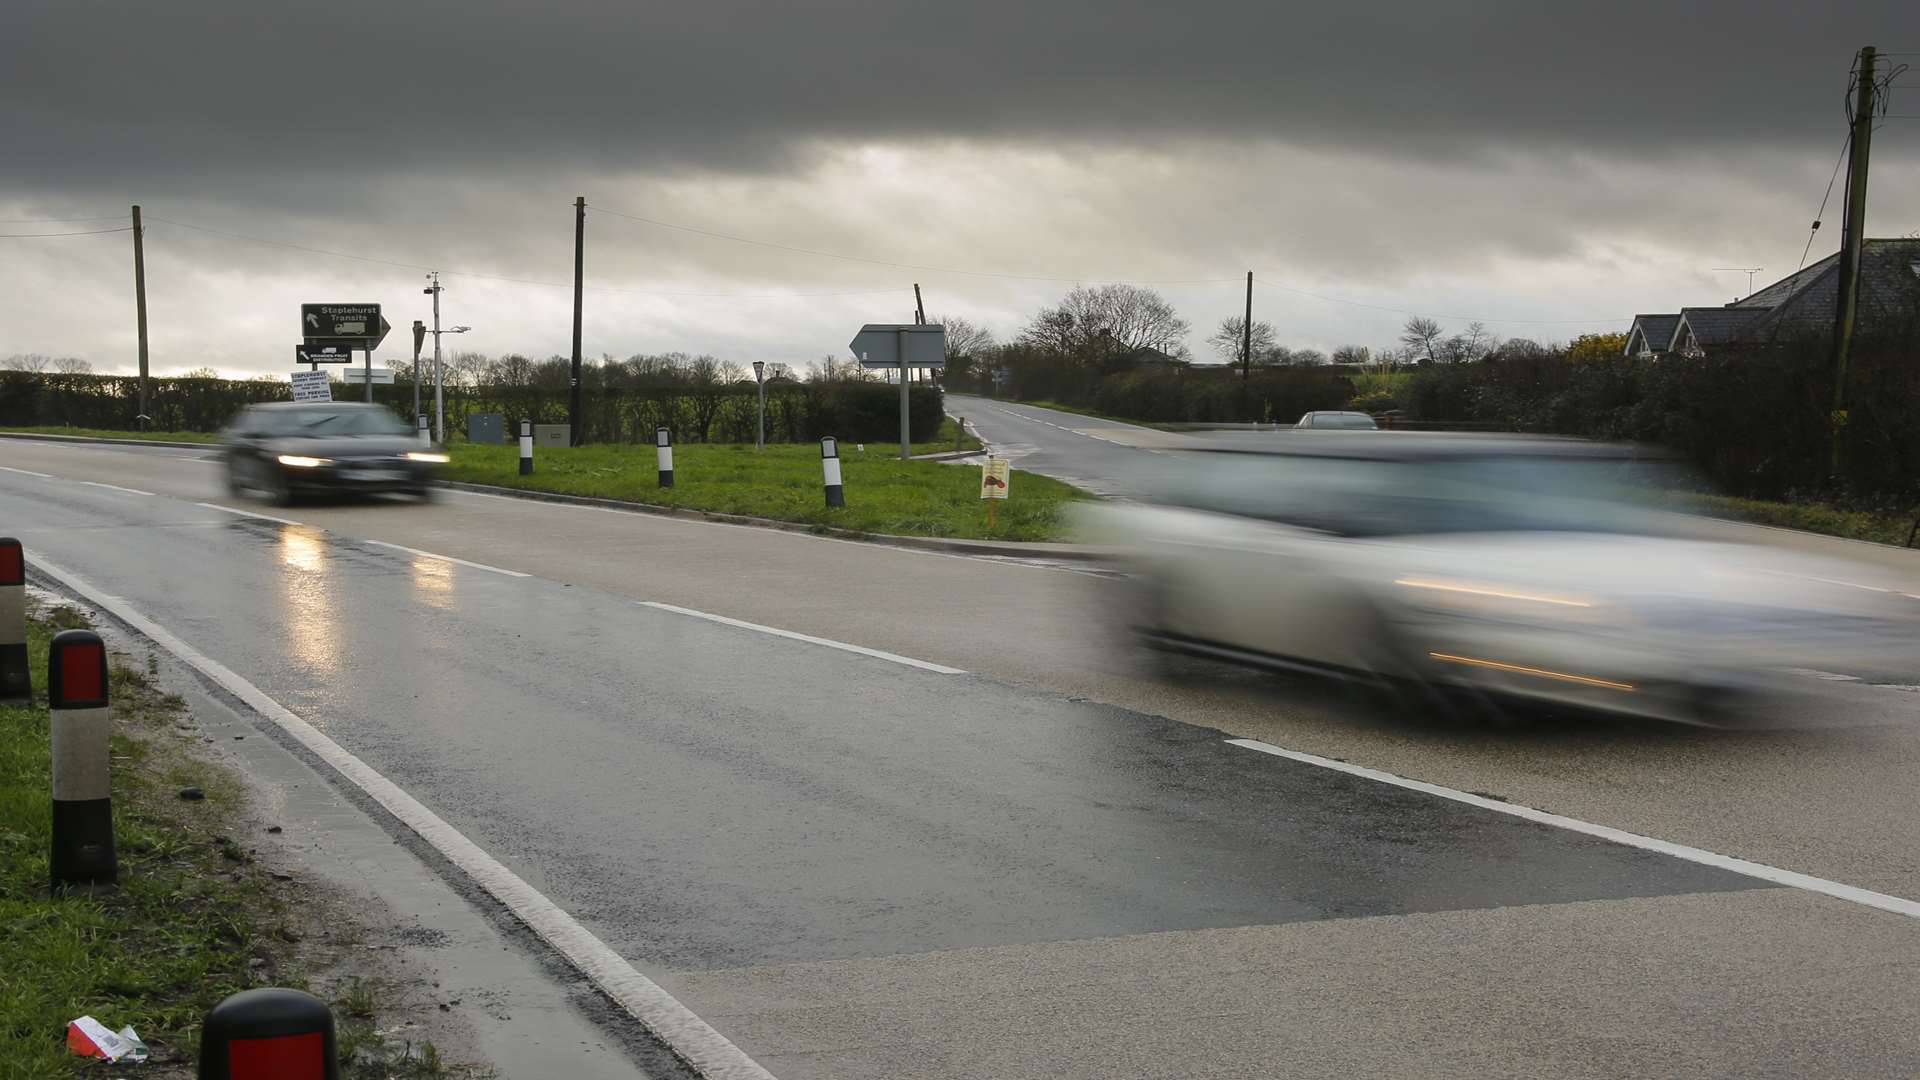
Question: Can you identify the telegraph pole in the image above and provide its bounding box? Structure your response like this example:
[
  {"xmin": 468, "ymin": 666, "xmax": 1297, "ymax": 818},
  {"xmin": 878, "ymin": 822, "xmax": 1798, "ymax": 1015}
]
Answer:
[
  {"xmin": 1830, "ymin": 45, "xmax": 1876, "ymax": 475},
  {"xmin": 569, "ymin": 196, "xmax": 585, "ymax": 446},
  {"xmin": 1240, "ymin": 271, "xmax": 1253, "ymax": 382},
  {"xmin": 913, "ymin": 283, "xmax": 927, "ymax": 324},
  {"xmin": 131, "ymin": 206, "xmax": 150, "ymax": 428}
]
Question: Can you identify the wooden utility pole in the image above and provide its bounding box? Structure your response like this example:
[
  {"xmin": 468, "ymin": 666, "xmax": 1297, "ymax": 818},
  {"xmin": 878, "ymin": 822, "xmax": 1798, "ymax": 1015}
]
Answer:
[
  {"xmin": 569, "ymin": 196, "xmax": 586, "ymax": 445},
  {"xmin": 131, "ymin": 205, "xmax": 150, "ymax": 428},
  {"xmin": 1240, "ymin": 271, "xmax": 1253, "ymax": 382},
  {"xmin": 1830, "ymin": 45, "xmax": 1876, "ymax": 475},
  {"xmin": 913, "ymin": 283, "xmax": 926, "ymax": 324}
]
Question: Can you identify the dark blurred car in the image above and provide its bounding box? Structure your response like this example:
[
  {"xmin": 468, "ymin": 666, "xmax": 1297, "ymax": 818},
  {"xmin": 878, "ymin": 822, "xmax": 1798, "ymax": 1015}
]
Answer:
[
  {"xmin": 1295, "ymin": 410, "xmax": 1379, "ymax": 430},
  {"xmin": 221, "ymin": 402, "xmax": 445, "ymax": 504}
]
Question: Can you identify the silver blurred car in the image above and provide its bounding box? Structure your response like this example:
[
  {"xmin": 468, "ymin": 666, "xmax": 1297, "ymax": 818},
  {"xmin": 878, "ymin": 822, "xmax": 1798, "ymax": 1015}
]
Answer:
[{"xmin": 1078, "ymin": 434, "xmax": 1920, "ymax": 725}]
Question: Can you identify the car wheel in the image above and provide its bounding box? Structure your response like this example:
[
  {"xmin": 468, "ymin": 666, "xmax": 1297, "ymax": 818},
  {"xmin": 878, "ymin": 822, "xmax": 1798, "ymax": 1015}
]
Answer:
[
  {"xmin": 225, "ymin": 461, "xmax": 245, "ymax": 497},
  {"xmin": 410, "ymin": 486, "xmax": 438, "ymax": 503},
  {"xmin": 262, "ymin": 468, "xmax": 294, "ymax": 507}
]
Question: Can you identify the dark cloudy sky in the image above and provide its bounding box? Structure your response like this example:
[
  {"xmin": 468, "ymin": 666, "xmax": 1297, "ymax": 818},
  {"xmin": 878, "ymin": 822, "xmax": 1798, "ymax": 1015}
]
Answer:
[{"xmin": 4, "ymin": 0, "xmax": 1918, "ymax": 374}]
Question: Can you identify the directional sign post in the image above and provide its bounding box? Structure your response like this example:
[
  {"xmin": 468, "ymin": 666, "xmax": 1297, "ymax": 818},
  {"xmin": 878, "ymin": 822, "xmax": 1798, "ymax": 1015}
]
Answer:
[
  {"xmin": 301, "ymin": 304, "xmax": 389, "ymax": 402},
  {"xmin": 339, "ymin": 368, "xmax": 396, "ymax": 385},
  {"xmin": 849, "ymin": 324, "xmax": 945, "ymax": 460}
]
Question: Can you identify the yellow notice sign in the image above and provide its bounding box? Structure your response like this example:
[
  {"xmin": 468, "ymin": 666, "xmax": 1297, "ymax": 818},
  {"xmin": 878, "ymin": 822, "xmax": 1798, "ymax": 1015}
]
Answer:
[{"xmin": 980, "ymin": 457, "xmax": 1011, "ymax": 500}]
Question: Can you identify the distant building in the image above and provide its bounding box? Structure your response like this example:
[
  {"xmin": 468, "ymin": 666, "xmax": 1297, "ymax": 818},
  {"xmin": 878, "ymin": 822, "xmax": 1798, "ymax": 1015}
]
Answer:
[{"xmin": 1625, "ymin": 238, "xmax": 1920, "ymax": 357}]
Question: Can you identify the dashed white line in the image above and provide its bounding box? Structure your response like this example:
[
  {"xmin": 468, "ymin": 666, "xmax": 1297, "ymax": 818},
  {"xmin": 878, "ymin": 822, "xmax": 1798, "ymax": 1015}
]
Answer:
[
  {"xmin": 194, "ymin": 502, "xmax": 306, "ymax": 527},
  {"xmin": 362, "ymin": 539, "xmax": 530, "ymax": 578},
  {"xmin": 80, "ymin": 481, "xmax": 155, "ymax": 497},
  {"xmin": 640, "ymin": 601, "xmax": 967, "ymax": 674},
  {"xmin": 1227, "ymin": 737, "xmax": 1920, "ymax": 921},
  {"xmin": 25, "ymin": 553, "xmax": 776, "ymax": 1080},
  {"xmin": 0, "ymin": 466, "xmax": 55, "ymax": 478}
]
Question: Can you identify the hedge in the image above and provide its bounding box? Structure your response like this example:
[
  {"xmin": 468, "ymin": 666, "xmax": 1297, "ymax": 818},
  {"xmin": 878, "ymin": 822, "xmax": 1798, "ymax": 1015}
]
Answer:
[{"xmin": 0, "ymin": 373, "xmax": 943, "ymax": 446}]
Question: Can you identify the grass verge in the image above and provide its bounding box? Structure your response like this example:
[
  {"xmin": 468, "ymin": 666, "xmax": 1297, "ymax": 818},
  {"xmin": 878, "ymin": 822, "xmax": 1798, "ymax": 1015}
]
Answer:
[
  {"xmin": 443, "ymin": 437, "xmax": 1086, "ymax": 541},
  {"xmin": 0, "ymin": 426, "xmax": 220, "ymax": 444},
  {"xmin": 1689, "ymin": 493, "xmax": 1920, "ymax": 548},
  {"xmin": 0, "ymin": 604, "xmax": 485, "ymax": 1078}
]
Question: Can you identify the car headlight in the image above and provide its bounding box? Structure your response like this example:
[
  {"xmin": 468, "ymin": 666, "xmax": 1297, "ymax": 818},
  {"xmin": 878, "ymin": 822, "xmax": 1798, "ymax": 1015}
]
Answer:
[
  {"xmin": 405, "ymin": 452, "xmax": 450, "ymax": 464},
  {"xmin": 277, "ymin": 455, "xmax": 329, "ymax": 468}
]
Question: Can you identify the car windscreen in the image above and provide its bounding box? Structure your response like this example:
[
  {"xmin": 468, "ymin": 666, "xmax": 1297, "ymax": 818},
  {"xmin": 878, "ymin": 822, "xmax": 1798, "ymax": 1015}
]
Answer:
[
  {"xmin": 261, "ymin": 408, "xmax": 412, "ymax": 437},
  {"xmin": 1165, "ymin": 452, "xmax": 1673, "ymax": 537},
  {"xmin": 1312, "ymin": 414, "xmax": 1377, "ymax": 430}
]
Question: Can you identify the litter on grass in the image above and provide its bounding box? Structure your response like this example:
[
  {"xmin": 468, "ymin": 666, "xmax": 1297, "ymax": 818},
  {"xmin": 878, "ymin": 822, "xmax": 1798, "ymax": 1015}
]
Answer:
[{"xmin": 66, "ymin": 1016, "xmax": 149, "ymax": 1062}]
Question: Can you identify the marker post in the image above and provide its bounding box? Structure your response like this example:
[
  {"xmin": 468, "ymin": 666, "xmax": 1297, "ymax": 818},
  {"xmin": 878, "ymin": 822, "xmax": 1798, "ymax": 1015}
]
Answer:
[
  {"xmin": 49, "ymin": 629, "xmax": 115, "ymax": 888},
  {"xmin": 656, "ymin": 427, "xmax": 674, "ymax": 489},
  {"xmin": 0, "ymin": 538, "xmax": 26, "ymax": 703}
]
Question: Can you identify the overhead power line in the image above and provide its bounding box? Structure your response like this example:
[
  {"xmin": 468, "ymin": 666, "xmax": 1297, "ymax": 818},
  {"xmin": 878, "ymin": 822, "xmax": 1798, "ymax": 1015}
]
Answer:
[
  {"xmin": 142, "ymin": 215, "xmax": 907, "ymax": 299},
  {"xmin": 590, "ymin": 201, "xmax": 1631, "ymax": 325},
  {"xmin": 0, "ymin": 225, "xmax": 134, "ymax": 238},
  {"xmin": 1250, "ymin": 276, "xmax": 1627, "ymax": 326},
  {"xmin": 587, "ymin": 202, "xmax": 1242, "ymax": 285},
  {"xmin": 0, "ymin": 213, "xmax": 129, "ymax": 224}
]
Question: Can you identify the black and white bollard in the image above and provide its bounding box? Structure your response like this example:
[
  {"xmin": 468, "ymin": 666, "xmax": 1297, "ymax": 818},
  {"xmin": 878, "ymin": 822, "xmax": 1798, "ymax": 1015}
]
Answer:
[
  {"xmin": 0, "ymin": 537, "xmax": 27, "ymax": 703},
  {"xmin": 656, "ymin": 426, "xmax": 674, "ymax": 489},
  {"xmin": 198, "ymin": 987, "xmax": 339, "ymax": 1080},
  {"xmin": 821, "ymin": 436, "xmax": 845, "ymax": 507},
  {"xmin": 518, "ymin": 420, "xmax": 534, "ymax": 476},
  {"xmin": 49, "ymin": 629, "xmax": 115, "ymax": 887},
  {"xmin": 416, "ymin": 413, "xmax": 430, "ymax": 447}
]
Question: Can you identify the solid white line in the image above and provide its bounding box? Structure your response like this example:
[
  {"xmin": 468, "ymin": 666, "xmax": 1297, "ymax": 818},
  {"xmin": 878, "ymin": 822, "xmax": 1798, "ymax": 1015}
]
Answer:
[
  {"xmin": 363, "ymin": 539, "xmax": 531, "ymax": 578},
  {"xmin": 0, "ymin": 466, "xmax": 55, "ymax": 478},
  {"xmin": 1226, "ymin": 737, "xmax": 1920, "ymax": 920},
  {"xmin": 80, "ymin": 481, "xmax": 155, "ymax": 497},
  {"xmin": 640, "ymin": 601, "xmax": 967, "ymax": 674},
  {"xmin": 26, "ymin": 553, "xmax": 777, "ymax": 1080},
  {"xmin": 194, "ymin": 502, "xmax": 305, "ymax": 527}
]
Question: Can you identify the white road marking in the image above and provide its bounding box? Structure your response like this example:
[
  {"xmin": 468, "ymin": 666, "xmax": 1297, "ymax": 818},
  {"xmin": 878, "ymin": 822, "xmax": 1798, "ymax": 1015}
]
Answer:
[
  {"xmin": 1783, "ymin": 668, "xmax": 1863, "ymax": 682},
  {"xmin": 80, "ymin": 481, "xmax": 155, "ymax": 497},
  {"xmin": 194, "ymin": 502, "xmax": 305, "ymax": 527},
  {"xmin": 363, "ymin": 539, "xmax": 530, "ymax": 578},
  {"xmin": 1228, "ymin": 737, "xmax": 1920, "ymax": 921},
  {"xmin": 26, "ymin": 553, "xmax": 777, "ymax": 1080},
  {"xmin": 0, "ymin": 466, "xmax": 55, "ymax": 478},
  {"xmin": 640, "ymin": 601, "xmax": 967, "ymax": 674}
]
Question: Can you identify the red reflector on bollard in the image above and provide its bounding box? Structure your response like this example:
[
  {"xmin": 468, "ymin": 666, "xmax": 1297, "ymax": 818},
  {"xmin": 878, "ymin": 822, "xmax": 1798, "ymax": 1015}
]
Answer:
[
  {"xmin": 49, "ymin": 633, "xmax": 109, "ymax": 709},
  {"xmin": 227, "ymin": 1032, "xmax": 326, "ymax": 1080},
  {"xmin": 0, "ymin": 539, "xmax": 21, "ymax": 585}
]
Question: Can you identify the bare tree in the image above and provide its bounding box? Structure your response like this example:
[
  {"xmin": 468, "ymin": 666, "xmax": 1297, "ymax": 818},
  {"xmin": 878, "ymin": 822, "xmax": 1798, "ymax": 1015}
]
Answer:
[
  {"xmin": 448, "ymin": 350, "xmax": 489, "ymax": 389},
  {"xmin": 178, "ymin": 366, "xmax": 218, "ymax": 379},
  {"xmin": 1280, "ymin": 348, "xmax": 1328, "ymax": 366},
  {"xmin": 1400, "ymin": 317, "xmax": 1444, "ymax": 364},
  {"xmin": 1330, "ymin": 345, "xmax": 1370, "ymax": 365},
  {"xmin": 934, "ymin": 315, "xmax": 996, "ymax": 361},
  {"xmin": 1207, "ymin": 317, "xmax": 1278, "ymax": 365},
  {"xmin": 1019, "ymin": 284, "xmax": 1190, "ymax": 367},
  {"xmin": 4, "ymin": 353, "xmax": 52, "ymax": 372}
]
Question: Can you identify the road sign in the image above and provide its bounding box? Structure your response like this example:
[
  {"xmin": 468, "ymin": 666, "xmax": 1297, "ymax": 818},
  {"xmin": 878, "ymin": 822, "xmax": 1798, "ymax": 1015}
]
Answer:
[
  {"xmin": 339, "ymin": 367, "xmax": 397, "ymax": 384},
  {"xmin": 980, "ymin": 457, "xmax": 1010, "ymax": 500},
  {"xmin": 288, "ymin": 370, "xmax": 332, "ymax": 402},
  {"xmin": 850, "ymin": 324, "xmax": 946, "ymax": 368},
  {"xmin": 295, "ymin": 343, "xmax": 354, "ymax": 365},
  {"xmin": 301, "ymin": 304, "xmax": 390, "ymax": 349}
]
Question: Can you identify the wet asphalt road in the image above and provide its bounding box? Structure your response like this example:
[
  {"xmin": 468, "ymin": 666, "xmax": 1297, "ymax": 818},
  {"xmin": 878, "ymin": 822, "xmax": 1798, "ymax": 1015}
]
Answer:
[
  {"xmin": 946, "ymin": 394, "xmax": 1175, "ymax": 496},
  {"xmin": 5, "ymin": 440, "xmax": 1920, "ymax": 1078}
]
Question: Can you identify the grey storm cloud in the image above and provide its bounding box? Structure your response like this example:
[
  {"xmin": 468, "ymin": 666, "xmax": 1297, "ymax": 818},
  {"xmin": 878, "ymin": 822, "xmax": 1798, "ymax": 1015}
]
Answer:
[
  {"xmin": 4, "ymin": 0, "xmax": 1915, "ymax": 192},
  {"xmin": 4, "ymin": 0, "xmax": 1918, "ymax": 374}
]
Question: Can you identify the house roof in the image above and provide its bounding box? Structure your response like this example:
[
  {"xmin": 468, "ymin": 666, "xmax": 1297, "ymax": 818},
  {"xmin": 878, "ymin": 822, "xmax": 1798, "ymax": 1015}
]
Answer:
[
  {"xmin": 1674, "ymin": 306, "xmax": 1770, "ymax": 348},
  {"xmin": 1625, "ymin": 314, "xmax": 1679, "ymax": 353},
  {"xmin": 1646, "ymin": 240, "xmax": 1920, "ymax": 351}
]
